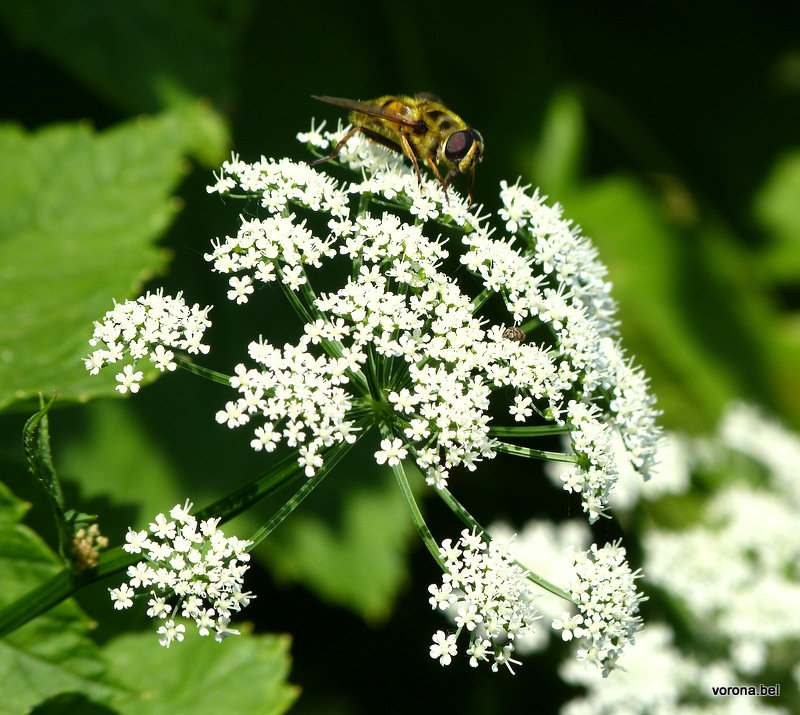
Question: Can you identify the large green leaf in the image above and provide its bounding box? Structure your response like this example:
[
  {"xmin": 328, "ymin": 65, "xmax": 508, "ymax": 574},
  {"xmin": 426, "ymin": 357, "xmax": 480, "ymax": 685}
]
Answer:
[
  {"xmin": 57, "ymin": 399, "xmax": 190, "ymax": 537},
  {"xmin": 107, "ymin": 629, "xmax": 298, "ymax": 715},
  {"xmin": 0, "ymin": 105, "xmax": 228, "ymax": 411}
]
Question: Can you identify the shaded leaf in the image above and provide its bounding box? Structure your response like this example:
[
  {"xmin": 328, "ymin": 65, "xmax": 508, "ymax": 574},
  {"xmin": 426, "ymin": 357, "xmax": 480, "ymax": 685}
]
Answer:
[
  {"xmin": 259, "ymin": 445, "xmax": 417, "ymax": 622},
  {"xmin": 0, "ymin": 0, "xmax": 247, "ymax": 114},
  {"xmin": 107, "ymin": 629, "xmax": 298, "ymax": 715},
  {"xmin": 0, "ymin": 480, "xmax": 121, "ymax": 714},
  {"xmin": 753, "ymin": 150, "xmax": 800, "ymax": 283}
]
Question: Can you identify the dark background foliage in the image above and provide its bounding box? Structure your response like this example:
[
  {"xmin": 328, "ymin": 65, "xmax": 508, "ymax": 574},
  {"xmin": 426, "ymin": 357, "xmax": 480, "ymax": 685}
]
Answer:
[{"xmin": 1, "ymin": 1, "xmax": 799, "ymax": 712}]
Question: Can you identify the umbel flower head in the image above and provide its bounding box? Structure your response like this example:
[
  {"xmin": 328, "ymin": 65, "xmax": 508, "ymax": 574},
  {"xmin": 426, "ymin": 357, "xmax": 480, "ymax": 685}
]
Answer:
[
  {"xmin": 88, "ymin": 116, "xmax": 659, "ymax": 672},
  {"xmin": 109, "ymin": 501, "xmax": 254, "ymax": 647},
  {"xmin": 428, "ymin": 529, "xmax": 541, "ymax": 673},
  {"xmin": 201, "ymin": 124, "xmax": 660, "ymax": 515}
]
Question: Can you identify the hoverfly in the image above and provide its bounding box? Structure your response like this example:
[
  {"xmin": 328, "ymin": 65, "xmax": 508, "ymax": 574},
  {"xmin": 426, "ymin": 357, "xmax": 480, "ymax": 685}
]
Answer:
[{"xmin": 310, "ymin": 94, "xmax": 484, "ymax": 204}]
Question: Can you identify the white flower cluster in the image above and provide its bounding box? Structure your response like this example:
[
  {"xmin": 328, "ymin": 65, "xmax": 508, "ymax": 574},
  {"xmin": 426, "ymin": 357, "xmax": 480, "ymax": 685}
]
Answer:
[
  {"xmin": 462, "ymin": 182, "xmax": 662, "ymax": 519},
  {"xmin": 85, "ymin": 290, "xmax": 211, "ymax": 393},
  {"xmin": 108, "ymin": 501, "xmax": 254, "ymax": 647},
  {"xmin": 488, "ymin": 519, "xmax": 592, "ymax": 655},
  {"xmin": 428, "ymin": 529, "xmax": 540, "ymax": 673},
  {"xmin": 208, "ymin": 152, "xmax": 350, "ymax": 219},
  {"xmin": 553, "ymin": 541, "xmax": 645, "ymax": 676},
  {"xmin": 214, "ymin": 335, "xmax": 359, "ymax": 475},
  {"xmin": 205, "ymin": 150, "xmax": 572, "ymax": 485},
  {"xmin": 645, "ymin": 403, "xmax": 800, "ymax": 676},
  {"xmin": 314, "ymin": 259, "xmax": 563, "ymax": 486},
  {"xmin": 559, "ymin": 406, "xmax": 800, "ymax": 713},
  {"xmin": 89, "ymin": 121, "xmax": 660, "ymax": 516},
  {"xmin": 560, "ymin": 624, "xmax": 761, "ymax": 715}
]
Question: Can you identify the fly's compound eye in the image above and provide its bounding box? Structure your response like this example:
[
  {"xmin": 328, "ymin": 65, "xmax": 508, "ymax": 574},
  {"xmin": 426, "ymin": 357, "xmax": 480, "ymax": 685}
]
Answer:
[{"xmin": 444, "ymin": 129, "xmax": 479, "ymax": 162}]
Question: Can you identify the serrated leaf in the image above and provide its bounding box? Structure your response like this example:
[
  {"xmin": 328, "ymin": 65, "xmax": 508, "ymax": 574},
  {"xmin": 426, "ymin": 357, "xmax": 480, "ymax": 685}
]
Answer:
[
  {"xmin": 0, "ymin": 106, "xmax": 228, "ymax": 411},
  {"xmin": 22, "ymin": 394, "xmax": 72, "ymax": 562},
  {"xmin": 107, "ymin": 629, "xmax": 298, "ymax": 715},
  {"xmin": 0, "ymin": 1, "xmax": 244, "ymax": 114}
]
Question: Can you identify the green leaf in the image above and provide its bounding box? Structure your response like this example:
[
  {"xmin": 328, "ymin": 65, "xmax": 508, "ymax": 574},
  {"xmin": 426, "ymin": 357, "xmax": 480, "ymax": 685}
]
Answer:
[
  {"xmin": 529, "ymin": 90, "xmax": 586, "ymax": 195},
  {"xmin": 0, "ymin": 476, "xmax": 298, "ymax": 714},
  {"xmin": 106, "ymin": 629, "xmax": 298, "ymax": 715},
  {"xmin": 0, "ymin": 105, "xmax": 228, "ymax": 412},
  {"xmin": 23, "ymin": 394, "xmax": 63, "ymax": 511},
  {"xmin": 58, "ymin": 399, "xmax": 191, "ymax": 537},
  {"xmin": 23, "ymin": 394, "xmax": 72, "ymax": 562},
  {"xmin": 555, "ymin": 176, "xmax": 753, "ymax": 430},
  {"xmin": 0, "ymin": 1, "xmax": 245, "ymax": 113},
  {"xmin": 753, "ymin": 150, "xmax": 800, "ymax": 283},
  {"xmin": 0, "ymin": 480, "xmax": 121, "ymax": 714},
  {"xmin": 259, "ymin": 445, "xmax": 417, "ymax": 622}
]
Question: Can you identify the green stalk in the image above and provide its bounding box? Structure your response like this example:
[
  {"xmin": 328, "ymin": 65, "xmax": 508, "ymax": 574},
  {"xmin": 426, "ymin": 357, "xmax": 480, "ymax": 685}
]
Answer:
[
  {"xmin": 248, "ymin": 435, "xmax": 358, "ymax": 547},
  {"xmin": 381, "ymin": 426, "xmax": 443, "ymax": 568},
  {"xmin": 470, "ymin": 287, "xmax": 493, "ymax": 314},
  {"xmin": 391, "ymin": 461, "xmax": 443, "ymax": 569},
  {"xmin": 278, "ymin": 265, "xmax": 317, "ymax": 325},
  {"xmin": 175, "ymin": 356, "xmax": 231, "ymax": 385},
  {"xmin": 489, "ymin": 424, "xmax": 571, "ymax": 437},
  {"xmin": 493, "ymin": 440, "xmax": 578, "ymax": 463},
  {"xmin": 436, "ymin": 485, "xmax": 574, "ymax": 603}
]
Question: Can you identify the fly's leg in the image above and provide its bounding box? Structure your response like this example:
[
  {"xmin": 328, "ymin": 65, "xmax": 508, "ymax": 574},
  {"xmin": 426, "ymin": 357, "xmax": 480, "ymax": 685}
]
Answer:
[
  {"xmin": 310, "ymin": 125, "xmax": 362, "ymax": 166},
  {"xmin": 399, "ymin": 133, "xmax": 424, "ymax": 188},
  {"xmin": 427, "ymin": 157, "xmax": 451, "ymax": 205}
]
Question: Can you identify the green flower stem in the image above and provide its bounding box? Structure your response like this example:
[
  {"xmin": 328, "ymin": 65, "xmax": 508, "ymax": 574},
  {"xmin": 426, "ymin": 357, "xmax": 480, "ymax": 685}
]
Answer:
[
  {"xmin": 489, "ymin": 424, "xmax": 571, "ymax": 437},
  {"xmin": 381, "ymin": 426, "xmax": 444, "ymax": 569},
  {"xmin": 470, "ymin": 287, "xmax": 493, "ymax": 314},
  {"xmin": 0, "ymin": 447, "xmax": 315, "ymax": 637},
  {"xmin": 247, "ymin": 435, "xmax": 358, "ymax": 548},
  {"xmin": 175, "ymin": 356, "xmax": 231, "ymax": 385},
  {"xmin": 364, "ymin": 343, "xmax": 383, "ymax": 401},
  {"xmin": 391, "ymin": 462, "xmax": 444, "ymax": 569},
  {"xmin": 195, "ymin": 449, "xmax": 312, "ymax": 524},
  {"xmin": 436, "ymin": 485, "xmax": 574, "ymax": 603},
  {"xmin": 278, "ymin": 266, "xmax": 317, "ymax": 326},
  {"xmin": 357, "ymin": 190, "xmax": 373, "ymax": 217},
  {"xmin": 0, "ymin": 547, "xmax": 135, "ymax": 639},
  {"xmin": 493, "ymin": 440, "xmax": 578, "ymax": 463}
]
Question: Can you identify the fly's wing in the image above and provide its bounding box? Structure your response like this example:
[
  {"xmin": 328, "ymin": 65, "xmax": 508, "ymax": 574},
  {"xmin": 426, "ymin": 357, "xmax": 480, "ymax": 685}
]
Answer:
[
  {"xmin": 312, "ymin": 95, "xmax": 427, "ymax": 133},
  {"xmin": 414, "ymin": 92, "xmax": 446, "ymax": 105}
]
